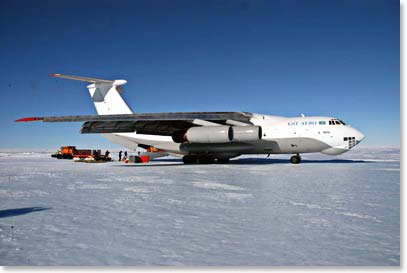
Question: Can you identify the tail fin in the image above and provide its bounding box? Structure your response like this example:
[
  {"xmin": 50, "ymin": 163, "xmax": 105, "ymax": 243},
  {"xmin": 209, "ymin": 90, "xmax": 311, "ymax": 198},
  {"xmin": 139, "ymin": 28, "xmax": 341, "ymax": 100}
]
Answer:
[{"xmin": 50, "ymin": 74, "xmax": 133, "ymax": 115}]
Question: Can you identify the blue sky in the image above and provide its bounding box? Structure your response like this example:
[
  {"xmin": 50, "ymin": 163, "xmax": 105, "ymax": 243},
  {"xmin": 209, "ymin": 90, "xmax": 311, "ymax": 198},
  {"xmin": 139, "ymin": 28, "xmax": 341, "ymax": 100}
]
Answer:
[{"xmin": 0, "ymin": 0, "xmax": 399, "ymax": 148}]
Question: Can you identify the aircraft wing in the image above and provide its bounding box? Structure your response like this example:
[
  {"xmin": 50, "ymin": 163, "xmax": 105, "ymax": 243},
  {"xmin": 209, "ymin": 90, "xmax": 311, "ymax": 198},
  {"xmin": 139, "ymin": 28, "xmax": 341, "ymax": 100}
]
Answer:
[{"xmin": 16, "ymin": 112, "xmax": 253, "ymax": 136}]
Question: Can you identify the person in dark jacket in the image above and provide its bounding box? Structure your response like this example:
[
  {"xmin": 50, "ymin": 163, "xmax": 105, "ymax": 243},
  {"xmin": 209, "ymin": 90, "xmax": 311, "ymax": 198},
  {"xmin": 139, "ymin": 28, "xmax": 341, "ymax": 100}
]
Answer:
[
  {"xmin": 119, "ymin": 150, "xmax": 122, "ymax": 161},
  {"xmin": 105, "ymin": 150, "xmax": 110, "ymax": 159},
  {"xmin": 124, "ymin": 151, "xmax": 128, "ymax": 158}
]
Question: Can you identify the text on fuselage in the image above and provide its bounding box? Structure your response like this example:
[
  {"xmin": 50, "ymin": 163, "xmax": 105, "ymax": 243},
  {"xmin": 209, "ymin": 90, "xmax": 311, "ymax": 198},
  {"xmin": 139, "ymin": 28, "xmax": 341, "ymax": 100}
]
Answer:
[{"xmin": 288, "ymin": 121, "xmax": 321, "ymax": 126}]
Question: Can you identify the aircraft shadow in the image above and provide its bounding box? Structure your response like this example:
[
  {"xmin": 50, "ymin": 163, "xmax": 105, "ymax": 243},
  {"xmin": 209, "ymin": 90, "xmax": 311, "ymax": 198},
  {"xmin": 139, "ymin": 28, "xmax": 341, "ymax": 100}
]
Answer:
[
  {"xmin": 112, "ymin": 159, "xmax": 184, "ymax": 168},
  {"xmin": 114, "ymin": 158, "xmax": 368, "ymax": 167},
  {"xmin": 231, "ymin": 158, "xmax": 369, "ymax": 164},
  {"xmin": 0, "ymin": 207, "xmax": 51, "ymax": 219}
]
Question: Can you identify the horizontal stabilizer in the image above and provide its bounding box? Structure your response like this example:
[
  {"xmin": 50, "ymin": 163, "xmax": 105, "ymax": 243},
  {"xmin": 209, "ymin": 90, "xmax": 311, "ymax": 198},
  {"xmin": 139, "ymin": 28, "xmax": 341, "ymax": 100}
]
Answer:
[{"xmin": 50, "ymin": 73, "xmax": 114, "ymax": 84}]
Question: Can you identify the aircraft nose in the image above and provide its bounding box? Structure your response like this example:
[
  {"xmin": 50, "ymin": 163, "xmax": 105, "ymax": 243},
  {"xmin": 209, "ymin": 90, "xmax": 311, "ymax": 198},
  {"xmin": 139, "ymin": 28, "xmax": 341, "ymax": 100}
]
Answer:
[{"xmin": 354, "ymin": 129, "xmax": 365, "ymax": 143}]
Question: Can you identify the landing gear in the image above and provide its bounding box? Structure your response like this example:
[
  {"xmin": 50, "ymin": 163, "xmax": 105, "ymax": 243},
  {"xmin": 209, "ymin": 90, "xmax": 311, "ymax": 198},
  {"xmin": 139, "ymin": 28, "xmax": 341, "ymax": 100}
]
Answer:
[
  {"xmin": 290, "ymin": 154, "xmax": 301, "ymax": 164},
  {"xmin": 182, "ymin": 155, "xmax": 215, "ymax": 164},
  {"xmin": 216, "ymin": 158, "xmax": 230, "ymax": 164},
  {"xmin": 182, "ymin": 155, "xmax": 198, "ymax": 164},
  {"xmin": 198, "ymin": 155, "xmax": 215, "ymax": 164}
]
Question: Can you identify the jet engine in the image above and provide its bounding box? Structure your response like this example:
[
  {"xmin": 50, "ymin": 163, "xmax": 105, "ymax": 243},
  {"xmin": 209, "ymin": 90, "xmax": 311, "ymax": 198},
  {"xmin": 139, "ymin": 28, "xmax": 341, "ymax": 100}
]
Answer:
[
  {"xmin": 172, "ymin": 125, "xmax": 262, "ymax": 144},
  {"xmin": 231, "ymin": 126, "xmax": 262, "ymax": 142},
  {"xmin": 184, "ymin": 126, "xmax": 233, "ymax": 143}
]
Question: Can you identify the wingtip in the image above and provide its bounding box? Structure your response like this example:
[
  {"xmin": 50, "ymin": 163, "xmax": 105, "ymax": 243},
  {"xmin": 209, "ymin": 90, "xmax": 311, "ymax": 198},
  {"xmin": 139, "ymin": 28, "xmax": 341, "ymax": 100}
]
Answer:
[{"xmin": 15, "ymin": 117, "xmax": 43, "ymax": 122}]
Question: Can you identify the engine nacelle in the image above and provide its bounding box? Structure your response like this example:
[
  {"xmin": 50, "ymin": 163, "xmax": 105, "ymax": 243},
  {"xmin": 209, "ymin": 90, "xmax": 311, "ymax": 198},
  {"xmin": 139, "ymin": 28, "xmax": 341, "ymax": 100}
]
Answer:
[
  {"xmin": 172, "ymin": 125, "xmax": 262, "ymax": 144},
  {"xmin": 231, "ymin": 126, "xmax": 262, "ymax": 142},
  {"xmin": 185, "ymin": 126, "xmax": 232, "ymax": 143}
]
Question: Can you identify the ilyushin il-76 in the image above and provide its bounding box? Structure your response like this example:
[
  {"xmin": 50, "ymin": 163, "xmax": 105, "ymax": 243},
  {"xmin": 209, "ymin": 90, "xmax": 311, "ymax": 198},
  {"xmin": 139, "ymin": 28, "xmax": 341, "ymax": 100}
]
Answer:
[{"xmin": 17, "ymin": 74, "xmax": 364, "ymax": 164}]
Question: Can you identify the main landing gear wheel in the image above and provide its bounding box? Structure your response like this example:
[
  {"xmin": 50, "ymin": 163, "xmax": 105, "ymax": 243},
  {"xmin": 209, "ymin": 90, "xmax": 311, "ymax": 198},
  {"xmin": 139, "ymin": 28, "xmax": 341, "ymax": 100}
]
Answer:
[
  {"xmin": 198, "ymin": 155, "xmax": 215, "ymax": 164},
  {"xmin": 182, "ymin": 155, "xmax": 215, "ymax": 164},
  {"xmin": 290, "ymin": 154, "xmax": 302, "ymax": 164},
  {"xmin": 216, "ymin": 158, "xmax": 230, "ymax": 164},
  {"xmin": 182, "ymin": 155, "xmax": 197, "ymax": 164}
]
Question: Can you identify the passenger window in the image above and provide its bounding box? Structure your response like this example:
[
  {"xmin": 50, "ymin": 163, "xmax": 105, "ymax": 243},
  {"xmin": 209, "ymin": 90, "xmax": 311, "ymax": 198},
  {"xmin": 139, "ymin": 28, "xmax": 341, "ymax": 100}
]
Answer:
[{"xmin": 319, "ymin": 121, "xmax": 326, "ymax": 125}]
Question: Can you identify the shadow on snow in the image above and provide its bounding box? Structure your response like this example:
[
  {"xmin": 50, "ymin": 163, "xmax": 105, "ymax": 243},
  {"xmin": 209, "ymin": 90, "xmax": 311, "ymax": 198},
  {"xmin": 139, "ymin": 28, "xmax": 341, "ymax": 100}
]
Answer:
[
  {"xmin": 0, "ymin": 207, "xmax": 51, "ymax": 218},
  {"xmin": 113, "ymin": 158, "xmax": 369, "ymax": 167},
  {"xmin": 232, "ymin": 158, "xmax": 369, "ymax": 164}
]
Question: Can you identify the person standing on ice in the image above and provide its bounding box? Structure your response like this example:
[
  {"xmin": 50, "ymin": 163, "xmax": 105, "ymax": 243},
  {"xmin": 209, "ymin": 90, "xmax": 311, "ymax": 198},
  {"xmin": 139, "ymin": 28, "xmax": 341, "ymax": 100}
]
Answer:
[
  {"xmin": 119, "ymin": 150, "xmax": 122, "ymax": 161},
  {"xmin": 124, "ymin": 151, "xmax": 128, "ymax": 158}
]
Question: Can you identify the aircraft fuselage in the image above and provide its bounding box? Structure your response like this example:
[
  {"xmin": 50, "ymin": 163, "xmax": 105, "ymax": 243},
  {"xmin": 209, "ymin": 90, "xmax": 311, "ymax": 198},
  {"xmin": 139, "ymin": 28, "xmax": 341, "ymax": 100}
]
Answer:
[{"xmin": 105, "ymin": 114, "xmax": 364, "ymax": 158}]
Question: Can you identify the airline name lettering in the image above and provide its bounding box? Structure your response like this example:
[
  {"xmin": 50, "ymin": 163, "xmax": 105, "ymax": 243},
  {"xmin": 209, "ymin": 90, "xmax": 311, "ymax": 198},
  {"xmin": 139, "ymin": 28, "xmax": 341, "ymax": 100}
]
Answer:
[{"xmin": 288, "ymin": 121, "xmax": 318, "ymax": 126}]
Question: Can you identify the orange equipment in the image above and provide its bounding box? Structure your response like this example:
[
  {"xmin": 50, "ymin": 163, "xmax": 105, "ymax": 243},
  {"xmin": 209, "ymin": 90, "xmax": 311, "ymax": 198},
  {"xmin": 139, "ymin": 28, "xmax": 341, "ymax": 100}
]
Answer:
[
  {"xmin": 140, "ymin": 155, "xmax": 150, "ymax": 163},
  {"xmin": 146, "ymin": 147, "xmax": 162, "ymax": 153},
  {"xmin": 52, "ymin": 146, "xmax": 96, "ymax": 160}
]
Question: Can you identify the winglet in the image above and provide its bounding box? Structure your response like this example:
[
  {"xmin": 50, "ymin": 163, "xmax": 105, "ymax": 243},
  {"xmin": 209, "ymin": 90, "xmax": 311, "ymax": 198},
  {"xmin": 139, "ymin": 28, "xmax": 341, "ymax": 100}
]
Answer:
[{"xmin": 15, "ymin": 117, "xmax": 43, "ymax": 122}]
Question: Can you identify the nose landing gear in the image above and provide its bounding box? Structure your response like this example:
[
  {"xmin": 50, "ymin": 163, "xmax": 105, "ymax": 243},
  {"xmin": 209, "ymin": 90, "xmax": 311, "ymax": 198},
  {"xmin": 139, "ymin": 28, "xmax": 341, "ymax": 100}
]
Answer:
[{"xmin": 290, "ymin": 154, "xmax": 301, "ymax": 164}]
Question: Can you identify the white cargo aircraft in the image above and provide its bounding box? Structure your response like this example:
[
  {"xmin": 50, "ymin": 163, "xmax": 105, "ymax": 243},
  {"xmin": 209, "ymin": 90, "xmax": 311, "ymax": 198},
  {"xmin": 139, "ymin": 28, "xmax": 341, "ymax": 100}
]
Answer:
[{"xmin": 17, "ymin": 74, "xmax": 364, "ymax": 164}]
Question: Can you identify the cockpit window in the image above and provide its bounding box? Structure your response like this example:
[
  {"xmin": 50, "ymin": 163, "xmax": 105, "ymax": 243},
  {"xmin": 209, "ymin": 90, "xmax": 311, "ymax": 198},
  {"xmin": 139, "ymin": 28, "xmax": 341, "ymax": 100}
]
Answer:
[{"xmin": 329, "ymin": 118, "xmax": 347, "ymax": 125}]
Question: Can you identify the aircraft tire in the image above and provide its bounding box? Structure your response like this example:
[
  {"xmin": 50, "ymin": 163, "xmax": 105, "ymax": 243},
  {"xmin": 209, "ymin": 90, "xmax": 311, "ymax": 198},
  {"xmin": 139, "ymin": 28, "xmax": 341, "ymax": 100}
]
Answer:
[
  {"xmin": 198, "ymin": 155, "xmax": 215, "ymax": 164},
  {"xmin": 217, "ymin": 158, "xmax": 230, "ymax": 164},
  {"xmin": 290, "ymin": 155, "xmax": 301, "ymax": 164},
  {"xmin": 182, "ymin": 155, "xmax": 198, "ymax": 164}
]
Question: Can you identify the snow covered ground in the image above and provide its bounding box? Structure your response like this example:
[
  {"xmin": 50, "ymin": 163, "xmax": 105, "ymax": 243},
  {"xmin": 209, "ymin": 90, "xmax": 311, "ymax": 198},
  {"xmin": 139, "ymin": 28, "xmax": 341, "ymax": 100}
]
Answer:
[{"xmin": 0, "ymin": 147, "xmax": 400, "ymax": 265}]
